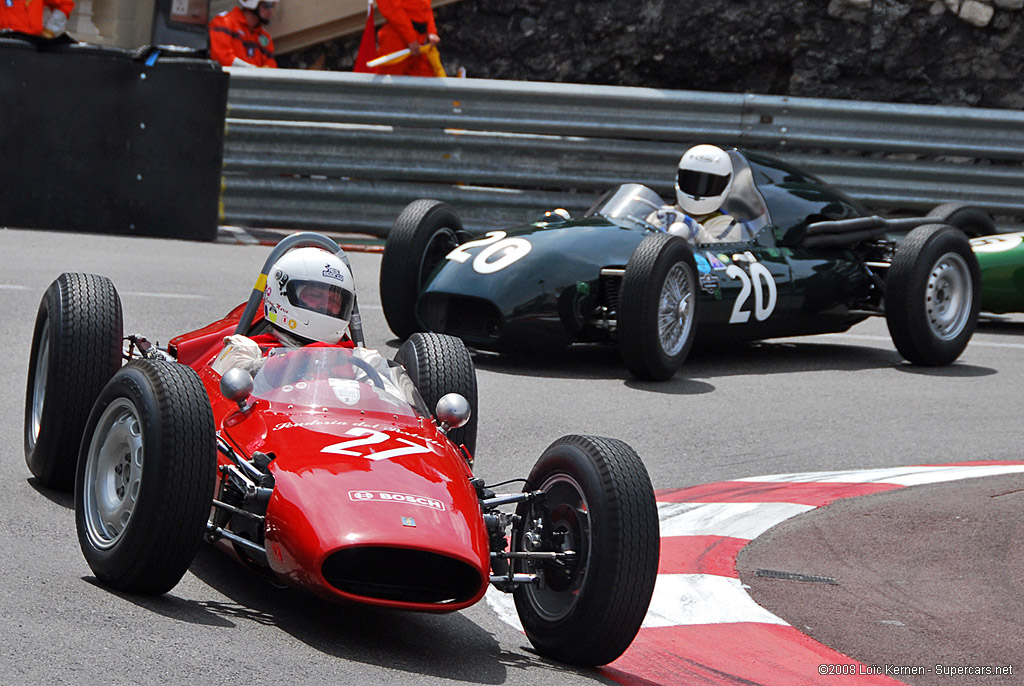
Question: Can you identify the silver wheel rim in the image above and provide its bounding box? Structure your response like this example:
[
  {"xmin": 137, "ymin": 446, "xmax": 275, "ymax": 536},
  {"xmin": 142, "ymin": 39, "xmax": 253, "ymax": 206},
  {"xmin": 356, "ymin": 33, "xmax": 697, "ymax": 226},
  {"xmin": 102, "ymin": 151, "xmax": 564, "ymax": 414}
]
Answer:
[
  {"xmin": 521, "ymin": 473, "xmax": 591, "ymax": 622},
  {"xmin": 658, "ymin": 262, "xmax": 695, "ymax": 357},
  {"xmin": 29, "ymin": 319, "xmax": 50, "ymax": 450},
  {"xmin": 926, "ymin": 252, "xmax": 972, "ymax": 341},
  {"xmin": 83, "ymin": 398, "xmax": 144, "ymax": 550}
]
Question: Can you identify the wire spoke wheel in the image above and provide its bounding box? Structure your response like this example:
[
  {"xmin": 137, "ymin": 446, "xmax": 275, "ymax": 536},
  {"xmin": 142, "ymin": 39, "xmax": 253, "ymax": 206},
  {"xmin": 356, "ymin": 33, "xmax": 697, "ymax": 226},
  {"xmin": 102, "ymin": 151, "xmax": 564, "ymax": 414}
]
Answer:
[
  {"xmin": 657, "ymin": 262, "xmax": 695, "ymax": 356},
  {"xmin": 618, "ymin": 233, "xmax": 700, "ymax": 380}
]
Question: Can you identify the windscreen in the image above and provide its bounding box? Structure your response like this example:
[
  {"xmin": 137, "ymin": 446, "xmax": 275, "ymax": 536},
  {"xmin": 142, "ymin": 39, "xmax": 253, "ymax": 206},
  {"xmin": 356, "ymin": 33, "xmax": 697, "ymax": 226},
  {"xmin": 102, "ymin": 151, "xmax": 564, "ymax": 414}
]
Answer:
[
  {"xmin": 250, "ymin": 347, "xmax": 429, "ymax": 417},
  {"xmin": 585, "ymin": 183, "xmax": 666, "ymax": 223}
]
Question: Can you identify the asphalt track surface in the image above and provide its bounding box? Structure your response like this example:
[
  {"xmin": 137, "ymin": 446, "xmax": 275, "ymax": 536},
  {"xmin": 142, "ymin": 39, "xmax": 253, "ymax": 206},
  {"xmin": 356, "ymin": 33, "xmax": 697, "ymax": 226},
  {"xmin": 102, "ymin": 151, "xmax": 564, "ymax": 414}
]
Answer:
[{"xmin": 2, "ymin": 227, "xmax": 1023, "ymax": 685}]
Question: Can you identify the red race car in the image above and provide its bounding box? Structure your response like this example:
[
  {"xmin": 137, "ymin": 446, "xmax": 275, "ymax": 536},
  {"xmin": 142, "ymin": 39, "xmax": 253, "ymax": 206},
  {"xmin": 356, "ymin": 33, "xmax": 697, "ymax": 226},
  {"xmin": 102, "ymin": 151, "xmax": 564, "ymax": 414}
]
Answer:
[{"xmin": 23, "ymin": 233, "xmax": 659, "ymax": 667}]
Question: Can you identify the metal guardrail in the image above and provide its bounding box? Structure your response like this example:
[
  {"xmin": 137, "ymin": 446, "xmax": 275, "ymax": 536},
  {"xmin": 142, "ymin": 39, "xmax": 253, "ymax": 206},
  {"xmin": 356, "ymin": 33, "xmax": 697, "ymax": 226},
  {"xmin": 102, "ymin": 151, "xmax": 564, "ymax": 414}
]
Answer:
[{"xmin": 222, "ymin": 68, "xmax": 1024, "ymax": 236}]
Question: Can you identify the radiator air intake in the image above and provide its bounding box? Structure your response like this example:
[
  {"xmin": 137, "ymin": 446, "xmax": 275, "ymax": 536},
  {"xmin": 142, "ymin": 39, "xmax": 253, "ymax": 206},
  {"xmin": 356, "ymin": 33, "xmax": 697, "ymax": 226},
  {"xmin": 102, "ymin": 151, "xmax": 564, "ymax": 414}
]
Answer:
[{"xmin": 322, "ymin": 547, "xmax": 482, "ymax": 605}]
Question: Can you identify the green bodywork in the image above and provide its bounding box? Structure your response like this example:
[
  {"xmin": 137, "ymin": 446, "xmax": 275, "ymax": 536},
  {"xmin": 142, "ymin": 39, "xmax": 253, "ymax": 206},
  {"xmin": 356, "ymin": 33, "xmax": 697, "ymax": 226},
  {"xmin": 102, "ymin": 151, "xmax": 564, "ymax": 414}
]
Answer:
[
  {"xmin": 416, "ymin": 149, "xmax": 894, "ymax": 350},
  {"xmin": 971, "ymin": 232, "xmax": 1024, "ymax": 314}
]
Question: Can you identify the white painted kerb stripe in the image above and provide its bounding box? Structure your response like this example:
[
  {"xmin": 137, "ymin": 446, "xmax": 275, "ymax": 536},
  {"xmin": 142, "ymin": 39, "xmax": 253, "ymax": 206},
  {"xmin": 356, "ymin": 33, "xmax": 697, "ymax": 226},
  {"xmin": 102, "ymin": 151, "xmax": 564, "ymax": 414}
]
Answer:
[
  {"xmin": 485, "ymin": 573, "xmax": 788, "ymax": 632},
  {"xmin": 657, "ymin": 501, "xmax": 815, "ymax": 540},
  {"xmin": 641, "ymin": 574, "xmax": 788, "ymax": 627},
  {"xmin": 738, "ymin": 464, "xmax": 1024, "ymax": 486}
]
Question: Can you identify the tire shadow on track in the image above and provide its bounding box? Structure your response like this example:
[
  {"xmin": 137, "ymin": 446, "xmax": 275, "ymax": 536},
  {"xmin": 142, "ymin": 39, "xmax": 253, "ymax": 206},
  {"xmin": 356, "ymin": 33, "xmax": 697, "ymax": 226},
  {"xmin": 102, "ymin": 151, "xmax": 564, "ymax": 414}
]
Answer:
[
  {"xmin": 450, "ymin": 338, "xmax": 923, "ymax": 384},
  {"xmin": 174, "ymin": 546, "xmax": 605, "ymax": 684},
  {"xmin": 25, "ymin": 478, "xmax": 74, "ymax": 508},
  {"xmin": 25, "ymin": 484, "xmax": 610, "ymax": 682}
]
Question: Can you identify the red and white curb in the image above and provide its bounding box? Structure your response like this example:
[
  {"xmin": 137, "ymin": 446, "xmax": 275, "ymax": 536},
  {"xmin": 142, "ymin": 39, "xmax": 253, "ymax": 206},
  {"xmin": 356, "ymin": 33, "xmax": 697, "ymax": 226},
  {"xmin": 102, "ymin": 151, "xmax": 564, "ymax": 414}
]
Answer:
[{"xmin": 486, "ymin": 462, "xmax": 1024, "ymax": 685}]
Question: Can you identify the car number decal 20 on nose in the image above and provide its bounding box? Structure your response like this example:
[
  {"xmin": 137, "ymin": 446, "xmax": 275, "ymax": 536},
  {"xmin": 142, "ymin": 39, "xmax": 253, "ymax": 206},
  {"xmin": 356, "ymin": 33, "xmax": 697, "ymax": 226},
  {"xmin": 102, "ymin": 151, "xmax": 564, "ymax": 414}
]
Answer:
[{"xmin": 446, "ymin": 231, "xmax": 532, "ymax": 274}]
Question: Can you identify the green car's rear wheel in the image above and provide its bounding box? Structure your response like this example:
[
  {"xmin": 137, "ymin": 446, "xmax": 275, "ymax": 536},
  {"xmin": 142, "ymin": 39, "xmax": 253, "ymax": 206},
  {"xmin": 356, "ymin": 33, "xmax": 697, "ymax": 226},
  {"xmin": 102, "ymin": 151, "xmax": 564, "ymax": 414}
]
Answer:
[
  {"xmin": 618, "ymin": 233, "xmax": 699, "ymax": 381},
  {"xmin": 885, "ymin": 224, "xmax": 981, "ymax": 366}
]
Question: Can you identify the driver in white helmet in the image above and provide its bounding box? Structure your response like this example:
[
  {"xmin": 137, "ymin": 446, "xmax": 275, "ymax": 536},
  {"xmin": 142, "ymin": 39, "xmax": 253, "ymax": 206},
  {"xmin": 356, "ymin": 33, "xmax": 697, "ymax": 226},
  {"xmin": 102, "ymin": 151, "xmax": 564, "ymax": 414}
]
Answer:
[
  {"xmin": 259, "ymin": 247, "xmax": 356, "ymax": 347},
  {"xmin": 649, "ymin": 144, "xmax": 749, "ymax": 243},
  {"xmin": 209, "ymin": 0, "xmax": 279, "ymax": 69},
  {"xmin": 213, "ymin": 247, "xmax": 357, "ymax": 376}
]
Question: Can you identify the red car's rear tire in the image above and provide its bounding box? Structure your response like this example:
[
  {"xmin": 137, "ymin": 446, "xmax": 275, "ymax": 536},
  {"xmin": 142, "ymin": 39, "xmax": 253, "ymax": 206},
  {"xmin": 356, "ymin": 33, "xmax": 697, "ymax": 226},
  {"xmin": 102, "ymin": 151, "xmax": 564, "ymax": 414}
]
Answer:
[
  {"xmin": 25, "ymin": 273, "xmax": 122, "ymax": 491},
  {"xmin": 395, "ymin": 332, "xmax": 479, "ymax": 456}
]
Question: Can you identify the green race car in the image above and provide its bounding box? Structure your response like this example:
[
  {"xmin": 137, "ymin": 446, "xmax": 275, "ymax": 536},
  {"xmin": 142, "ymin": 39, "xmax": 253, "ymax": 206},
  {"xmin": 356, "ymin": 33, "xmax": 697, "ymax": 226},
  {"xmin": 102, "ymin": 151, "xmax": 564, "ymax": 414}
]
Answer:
[
  {"xmin": 971, "ymin": 231, "xmax": 1024, "ymax": 315},
  {"xmin": 380, "ymin": 148, "xmax": 986, "ymax": 381}
]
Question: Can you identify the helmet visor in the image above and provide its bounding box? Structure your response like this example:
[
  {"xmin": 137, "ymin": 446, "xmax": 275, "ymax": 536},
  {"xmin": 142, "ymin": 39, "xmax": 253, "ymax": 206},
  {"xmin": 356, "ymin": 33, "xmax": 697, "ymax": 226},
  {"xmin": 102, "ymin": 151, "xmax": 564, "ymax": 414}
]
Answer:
[
  {"xmin": 678, "ymin": 169, "xmax": 731, "ymax": 200},
  {"xmin": 285, "ymin": 280, "xmax": 355, "ymax": 320}
]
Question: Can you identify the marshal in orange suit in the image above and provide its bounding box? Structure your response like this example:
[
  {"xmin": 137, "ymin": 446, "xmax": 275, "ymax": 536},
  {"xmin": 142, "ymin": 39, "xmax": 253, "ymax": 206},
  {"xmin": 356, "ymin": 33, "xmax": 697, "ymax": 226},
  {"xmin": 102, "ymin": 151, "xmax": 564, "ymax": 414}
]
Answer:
[
  {"xmin": 0, "ymin": 0, "xmax": 75, "ymax": 37},
  {"xmin": 375, "ymin": 0, "xmax": 440, "ymax": 77}
]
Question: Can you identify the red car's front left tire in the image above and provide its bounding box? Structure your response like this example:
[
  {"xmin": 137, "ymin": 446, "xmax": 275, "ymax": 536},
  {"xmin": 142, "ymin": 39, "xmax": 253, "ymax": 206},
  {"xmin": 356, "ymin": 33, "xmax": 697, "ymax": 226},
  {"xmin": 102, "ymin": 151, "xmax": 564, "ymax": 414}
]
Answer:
[{"xmin": 75, "ymin": 360, "xmax": 216, "ymax": 595}]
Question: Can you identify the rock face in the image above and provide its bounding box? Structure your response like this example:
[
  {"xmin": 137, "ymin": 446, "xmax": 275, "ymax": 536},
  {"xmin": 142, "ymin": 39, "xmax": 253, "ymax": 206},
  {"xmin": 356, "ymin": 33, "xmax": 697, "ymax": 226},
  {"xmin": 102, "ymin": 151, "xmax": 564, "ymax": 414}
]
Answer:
[{"xmin": 280, "ymin": 0, "xmax": 1024, "ymax": 108}]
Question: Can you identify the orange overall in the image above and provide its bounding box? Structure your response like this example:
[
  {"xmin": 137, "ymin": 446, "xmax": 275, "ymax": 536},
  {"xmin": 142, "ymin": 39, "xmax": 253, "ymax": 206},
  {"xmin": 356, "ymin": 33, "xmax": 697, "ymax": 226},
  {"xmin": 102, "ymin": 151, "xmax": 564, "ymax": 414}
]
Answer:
[
  {"xmin": 375, "ymin": 0, "xmax": 437, "ymax": 77},
  {"xmin": 0, "ymin": 0, "xmax": 74, "ymax": 36},
  {"xmin": 208, "ymin": 6, "xmax": 277, "ymax": 69}
]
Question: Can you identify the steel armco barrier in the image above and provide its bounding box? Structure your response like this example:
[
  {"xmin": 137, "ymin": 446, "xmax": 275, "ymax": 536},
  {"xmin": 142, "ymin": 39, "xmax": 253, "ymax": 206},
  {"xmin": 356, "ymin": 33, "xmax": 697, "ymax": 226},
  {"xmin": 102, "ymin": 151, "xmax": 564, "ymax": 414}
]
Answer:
[{"xmin": 222, "ymin": 68, "xmax": 1024, "ymax": 237}]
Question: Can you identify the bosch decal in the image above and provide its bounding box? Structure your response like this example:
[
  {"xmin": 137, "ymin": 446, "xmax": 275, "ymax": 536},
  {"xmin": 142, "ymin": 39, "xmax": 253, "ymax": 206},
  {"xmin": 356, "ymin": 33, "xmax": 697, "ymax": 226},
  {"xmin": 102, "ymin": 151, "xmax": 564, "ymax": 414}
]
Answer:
[{"xmin": 348, "ymin": 491, "xmax": 446, "ymax": 511}]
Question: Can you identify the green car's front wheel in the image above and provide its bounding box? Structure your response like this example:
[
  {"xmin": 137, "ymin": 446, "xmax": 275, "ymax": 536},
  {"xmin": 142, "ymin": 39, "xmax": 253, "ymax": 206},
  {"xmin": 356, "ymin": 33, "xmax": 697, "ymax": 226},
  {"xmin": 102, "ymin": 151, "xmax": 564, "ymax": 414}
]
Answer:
[{"xmin": 380, "ymin": 199, "xmax": 465, "ymax": 339}]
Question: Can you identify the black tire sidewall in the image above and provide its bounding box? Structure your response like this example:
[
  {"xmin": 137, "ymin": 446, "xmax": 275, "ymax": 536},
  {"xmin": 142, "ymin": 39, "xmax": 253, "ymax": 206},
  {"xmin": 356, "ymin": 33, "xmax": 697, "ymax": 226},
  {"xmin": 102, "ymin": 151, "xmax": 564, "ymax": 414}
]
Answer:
[
  {"xmin": 395, "ymin": 332, "xmax": 478, "ymax": 454},
  {"xmin": 25, "ymin": 274, "xmax": 122, "ymax": 490},
  {"xmin": 927, "ymin": 203, "xmax": 994, "ymax": 238},
  {"xmin": 885, "ymin": 224, "xmax": 981, "ymax": 365},
  {"xmin": 618, "ymin": 233, "xmax": 699, "ymax": 380},
  {"xmin": 514, "ymin": 445, "xmax": 613, "ymax": 637},
  {"xmin": 512, "ymin": 435, "xmax": 659, "ymax": 666},
  {"xmin": 75, "ymin": 361, "xmax": 215, "ymax": 594},
  {"xmin": 24, "ymin": 283, "xmax": 60, "ymax": 472},
  {"xmin": 380, "ymin": 200, "xmax": 464, "ymax": 339}
]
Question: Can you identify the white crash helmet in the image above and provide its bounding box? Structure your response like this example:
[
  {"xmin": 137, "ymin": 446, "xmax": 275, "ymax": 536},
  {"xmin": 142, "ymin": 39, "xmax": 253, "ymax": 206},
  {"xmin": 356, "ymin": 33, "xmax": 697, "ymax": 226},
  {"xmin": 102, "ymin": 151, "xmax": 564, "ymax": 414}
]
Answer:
[
  {"xmin": 675, "ymin": 144, "xmax": 734, "ymax": 216},
  {"xmin": 263, "ymin": 247, "xmax": 355, "ymax": 344},
  {"xmin": 238, "ymin": 0, "xmax": 278, "ymax": 10}
]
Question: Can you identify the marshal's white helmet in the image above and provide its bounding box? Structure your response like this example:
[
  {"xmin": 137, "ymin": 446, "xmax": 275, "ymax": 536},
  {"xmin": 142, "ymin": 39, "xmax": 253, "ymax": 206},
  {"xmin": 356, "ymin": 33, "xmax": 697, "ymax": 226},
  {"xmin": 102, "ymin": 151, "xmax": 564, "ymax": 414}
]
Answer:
[
  {"xmin": 238, "ymin": 0, "xmax": 278, "ymax": 10},
  {"xmin": 263, "ymin": 247, "xmax": 355, "ymax": 344},
  {"xmin": 676, "ymin": 144, "xmax": 734, "ymax": 216}
]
